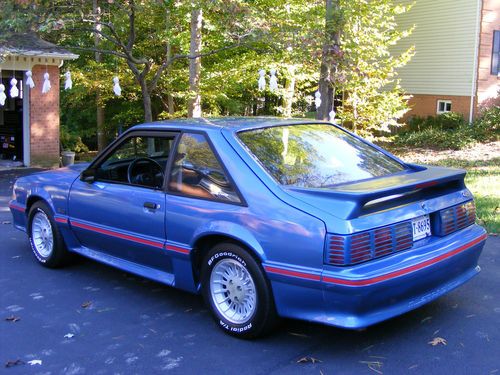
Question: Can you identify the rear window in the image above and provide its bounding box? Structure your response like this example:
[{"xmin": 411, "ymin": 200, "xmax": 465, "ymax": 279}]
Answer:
[{"xmin": 238, "ymin": 124, "xmax": 406, "ymax": 188}]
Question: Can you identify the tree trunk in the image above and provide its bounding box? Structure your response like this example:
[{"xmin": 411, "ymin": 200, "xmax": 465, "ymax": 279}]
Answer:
[
  {"xmin": 283, "ymin": 66, "xmax": 296, "ymax": 118},
  {"xmin": 166, "ymin": 43, "xmax": 175, "ymax": 115},
  {"xmin": 187, "ymin": 7, "xmax": 202, "ymax": 118},
  {"xmin": 316, "ymin": 0, "xmax": 341, "ymax": 121},
  {"xmin": 93, "ymin": 0, "xmax": 106, "ymax": 151},
  {"xmin": 141, "ymin": 82, "xmax": 153, "ymax": 123}
]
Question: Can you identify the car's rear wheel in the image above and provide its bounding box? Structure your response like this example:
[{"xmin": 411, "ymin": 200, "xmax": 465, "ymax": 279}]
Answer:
[
  {"xmin": 201, "ymin": 243, "xmax": 277, "ymax": 338},
  {"xmin": 28, "ymin": 201, "xmax": 70, "ymax": 268}
]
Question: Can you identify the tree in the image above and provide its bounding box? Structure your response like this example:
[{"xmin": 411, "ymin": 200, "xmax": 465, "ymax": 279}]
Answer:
[
  {"xmin": 187, "ymin": 4, "xmax": 202, "ymax": 118},
  {"xmin": 316, "ymin": 0, "xmax": 341, "ymax": 121},
  {"xmin": 317, "ymin": 0, "xmax": 414, "ymax": 133}
]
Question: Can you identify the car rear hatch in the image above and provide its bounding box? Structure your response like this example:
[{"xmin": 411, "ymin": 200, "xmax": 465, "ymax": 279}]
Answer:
[{"xmin": 283, "ymin": 165, "xmax": 477, "ymax": 266}]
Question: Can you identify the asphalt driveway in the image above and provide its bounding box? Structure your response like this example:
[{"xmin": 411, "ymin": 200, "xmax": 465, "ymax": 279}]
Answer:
[{"xmin": 1, "ymin": 168, "xmax": 499, "ymax": 374}]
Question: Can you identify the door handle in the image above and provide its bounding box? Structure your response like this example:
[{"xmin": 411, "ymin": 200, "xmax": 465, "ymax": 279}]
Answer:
[{"xmin": 143, "ymin": 202, "xmax": 159, "ymax": 210}]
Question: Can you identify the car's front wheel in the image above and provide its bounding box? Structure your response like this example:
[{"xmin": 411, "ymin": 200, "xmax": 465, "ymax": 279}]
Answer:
[
  {"xmin": 201, "ymin": 243, "xmax": 277, "ymax": 338},
  {"xmin": 28, "ymin": 201, "xmax": 70, "ymax": 268}
]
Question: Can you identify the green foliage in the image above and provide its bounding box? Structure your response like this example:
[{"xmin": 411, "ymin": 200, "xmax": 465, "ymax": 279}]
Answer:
[
  {"xmin": 335, "ymin": 0, "xmax": 414, "ymax": 135},
  {"xmin": 406, "ymin": 112, "xmax": 466, "ymax": 132},
  {"xmin": 60, "ymin": 125, "xmax": 89, "ymax": 154},
  {"xmin": 1, "ymin": 0, "xmax": 417, "ymax": 149},
  {"xmin": 395, "ymin": 109, "xmax": 500, "ymax": 150}
]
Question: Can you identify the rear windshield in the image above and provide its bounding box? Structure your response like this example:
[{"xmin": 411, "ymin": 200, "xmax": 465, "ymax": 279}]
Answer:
[{"xmin": 238, "ymin": 124, "xmax": 406, "ymax": 188}]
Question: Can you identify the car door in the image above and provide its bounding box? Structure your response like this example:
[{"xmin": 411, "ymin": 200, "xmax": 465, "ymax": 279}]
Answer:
[{"xmin": 68, "ymin": 132, "xmax": 177, "ymax": 274}]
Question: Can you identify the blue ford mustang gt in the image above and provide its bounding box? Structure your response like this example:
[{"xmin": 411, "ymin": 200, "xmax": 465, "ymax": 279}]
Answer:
[{"xmin": 9, "ymin": 117, "xmax": 487, "ymax": 338}]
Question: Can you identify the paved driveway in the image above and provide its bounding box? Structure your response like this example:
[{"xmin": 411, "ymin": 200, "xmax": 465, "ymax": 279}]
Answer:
[{"xmin": 1, "ymin": 169, "xmax": 499, "ymax": 374}]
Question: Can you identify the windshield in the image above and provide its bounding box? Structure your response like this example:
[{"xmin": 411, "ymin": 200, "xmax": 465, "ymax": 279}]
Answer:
[{"xmin": 238, "ymin": 124, "xmax": 406, "ymax": 188}]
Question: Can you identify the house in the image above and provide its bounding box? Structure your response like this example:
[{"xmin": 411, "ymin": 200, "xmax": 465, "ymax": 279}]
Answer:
[
  {"xmin": 394, "ymin": 0, "xmax": 499, "ymax": 122},
  {"xmin": 0, "ymin": 34, "xmax": 78, "ymax": 167}
]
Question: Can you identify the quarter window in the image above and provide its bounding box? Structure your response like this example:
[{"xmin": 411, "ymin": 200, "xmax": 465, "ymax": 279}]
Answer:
[{"xmin": 168, "ymin": 133, "xmax": 240, "ymax": 203}]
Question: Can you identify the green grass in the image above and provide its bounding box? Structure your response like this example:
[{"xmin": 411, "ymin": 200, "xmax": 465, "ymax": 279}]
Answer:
[{"xmin": 431, "ymin": 158, "xmax": 499, "ymax": 234}]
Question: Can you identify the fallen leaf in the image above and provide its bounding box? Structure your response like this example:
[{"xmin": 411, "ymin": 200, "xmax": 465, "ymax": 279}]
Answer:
[
  {"xmin": 360, "ymin": 360, "xmax": 383, "ymax": 374},
  {"xmin": 428, "ymin": 337, "xmax": 447, "ymax": 346},
  {"xmin": 5, "ymin": 315, "xmax": 20, "ymax": 322},
  {"xmin": 297, "ymin": 356, "xmax": 322, "ymax": 364},
  {"xmin": 27, "ymin": 360, "xmax": 42, "ymax": 366},
  {"xmin": 81, "ymin": 301, "xmax": 92, "ymax": 309},
  {"xmin": 64, "ymin": 333, "xmax": 75, "ymax": 338},
  {"xmin": 5, "ymin": 359, "xmax": 24, "ymax": 368}
]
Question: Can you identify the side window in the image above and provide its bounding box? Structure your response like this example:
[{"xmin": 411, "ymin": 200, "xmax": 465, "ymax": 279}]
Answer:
[
  {"xmin": 168, "ymin": 133, "xmax": 241, "ymax": 203},
  {"xmin": 96, "ymin": 135, "xmax": 174, "ymax": 189}
]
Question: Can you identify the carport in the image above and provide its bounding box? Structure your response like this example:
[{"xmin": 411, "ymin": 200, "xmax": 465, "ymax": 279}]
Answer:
[{"xmin": 0, "ymin": 33, "xmax": 78, "ymax": 167}]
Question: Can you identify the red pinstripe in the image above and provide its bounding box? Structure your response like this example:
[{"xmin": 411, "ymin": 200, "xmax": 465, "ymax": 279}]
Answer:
[
  {"xmin": 265, "ymin": 233, "xmax": 487, "ymax": 286},
  {"xmin": 70, "ymin": 220, "xmax": 165, "ymax": 249}
]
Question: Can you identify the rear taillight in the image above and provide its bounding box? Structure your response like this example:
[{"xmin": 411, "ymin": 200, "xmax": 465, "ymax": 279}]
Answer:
[
  {"xmin": 325, "ymin": 200, "xmax": 477, "ymax": 267},
  {"xmin": 435, "ymin": 200, "xmax": 476, "ymax": 236},
  {"xmin": 325, "ymin": 221, "xmax": 413, "ymax": 266}
]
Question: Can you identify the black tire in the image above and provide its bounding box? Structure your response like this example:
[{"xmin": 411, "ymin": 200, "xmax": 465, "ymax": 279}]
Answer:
[
  {"xmin": 201, "ymin": 242, "xmax": 277, "ymax": 339},
  {"xmin": 27, "ymin": 201, "xmax": 70, "ymax": 268}
]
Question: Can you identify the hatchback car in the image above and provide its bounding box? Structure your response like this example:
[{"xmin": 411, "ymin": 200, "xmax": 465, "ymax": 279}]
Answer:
[{"xmin": 9, "ymin": 117, "xmax": 487, "ymax": 338}]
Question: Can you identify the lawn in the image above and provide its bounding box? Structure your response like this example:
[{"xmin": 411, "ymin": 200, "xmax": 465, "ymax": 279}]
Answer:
[{"xmin": 390, "ymin": 142, "xmax": 499, "ymax": 234}]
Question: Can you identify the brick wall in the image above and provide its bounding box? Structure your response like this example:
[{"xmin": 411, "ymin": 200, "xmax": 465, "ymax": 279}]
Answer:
[
  {"xmin": 29, "ymin": 65, "xmax": 60, "ymax": 168},
  {"xmin": 476, "ymin": 0, "xmax": 500, "ymax": 111},
  {"xmin": 403, "ymin": 94, "xmax": 472, "ymax": 122}
]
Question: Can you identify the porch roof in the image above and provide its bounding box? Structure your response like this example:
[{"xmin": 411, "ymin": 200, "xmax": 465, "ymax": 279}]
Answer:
[{"xmin": 0, "ymin": 33, "xmax": 78, "ymax": 60}]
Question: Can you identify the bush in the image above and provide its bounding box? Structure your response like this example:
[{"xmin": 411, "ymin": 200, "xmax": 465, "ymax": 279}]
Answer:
[
  {"xmin": 394, "ymin": 108, "xmax": 500, "ymax": 150},
  {"xmin": 405, "ymin": 112, "xmax": 465, "ymax": 132},
  {"xmin": 60, "ymin": 125, "xmax": 89, "ymax": 154}
]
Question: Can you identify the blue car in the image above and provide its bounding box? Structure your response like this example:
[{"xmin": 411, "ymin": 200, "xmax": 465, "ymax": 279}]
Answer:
[{"xmin": 9, "ymin": 118, "xmax": 487, "ymax": 338}]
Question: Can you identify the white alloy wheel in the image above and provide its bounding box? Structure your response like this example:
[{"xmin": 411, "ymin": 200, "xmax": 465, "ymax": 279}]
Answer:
[
  {"xmin": 210, "ymin": 258, "xmax": 257, "ymax": 324},
  {"xmin": 31, "ymin": 210, "xmax": 54, "ymax": 258}
]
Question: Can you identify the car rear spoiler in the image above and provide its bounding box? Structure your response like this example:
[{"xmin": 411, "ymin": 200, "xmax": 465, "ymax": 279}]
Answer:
[{"xmin": 288, "ymin": 165, "xmax": 467, "ymax": 219}]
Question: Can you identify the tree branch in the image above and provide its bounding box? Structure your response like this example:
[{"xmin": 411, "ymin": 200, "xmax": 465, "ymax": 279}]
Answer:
[
  {"xmin": 126, "ymin": 0, "xmax": 136, "ymax": 51},
  {"xmin": 68, "ymin": 45, "xmax": 128, "ymax": 59}
]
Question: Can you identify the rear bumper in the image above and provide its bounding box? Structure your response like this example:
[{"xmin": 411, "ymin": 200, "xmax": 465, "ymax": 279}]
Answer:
[{"xmin": 265, "ymin": 224, "xmax": 487, "ymax": 328}]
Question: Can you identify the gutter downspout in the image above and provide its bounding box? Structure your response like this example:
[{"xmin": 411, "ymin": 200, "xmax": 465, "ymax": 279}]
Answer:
[{"xmin": 469, "ymin": 0, "xmax": 483, "ymax": 124}]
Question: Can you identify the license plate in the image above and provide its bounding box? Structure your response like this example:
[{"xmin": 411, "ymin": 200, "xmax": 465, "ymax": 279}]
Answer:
[{"xmin": 412, "ymin": 215, "xmax": 431, "ymax": 241}]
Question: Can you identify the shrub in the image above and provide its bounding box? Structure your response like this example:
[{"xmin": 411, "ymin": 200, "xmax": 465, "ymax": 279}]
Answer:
[
  {"xmin": 60, "ymin": 125, "xmax": 89, "ymax": 154},
  {"xmin": 404, "ymin": 112, "xmax": 465, "ymax": 133},
  {"xmin": 394, "ymin": 108, "xmax": 499, "ymax": 150}
]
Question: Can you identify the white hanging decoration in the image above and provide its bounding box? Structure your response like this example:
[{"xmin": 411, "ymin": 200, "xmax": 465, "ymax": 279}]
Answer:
[
  {"xmin": 26, "ymin": 71, "xmax": 35, "ymax": 89},
  {"xmin": 314, "ymin": 91, "xmax": 322, "ymax": 108},
  {"xmin": 42, "ymin": 72, "xmax": 51, "ymax": 94},
  {"xmin": 10, "ymin": 78, "xmax": 19, "ymax": 98},
  {"xmin": 329, "ymin": 109, "xmax": 336, "ymax": 123},
  {"xmin": 113, "ymin": 76, "xmax": 122, "ymax": 96},
  {"xmin": 269, "ymin": 69, "xmax": 278, "ymax": 92},
  {"xmin": 64, "ymin": 71, "xmax": 73, "ymax": 90},
  {"xmin": 258, "ymin": 69, "xmax": 266, "ymax": 91},
  {"xmin": 0, "ymin": 84, "xmax": 6, "ymax": 106}
]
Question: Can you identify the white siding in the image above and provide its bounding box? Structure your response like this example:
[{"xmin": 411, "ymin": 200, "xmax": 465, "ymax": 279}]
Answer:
[{"xmin": 393, "ymin": 0, "xmax": 480, "ymax": 96}]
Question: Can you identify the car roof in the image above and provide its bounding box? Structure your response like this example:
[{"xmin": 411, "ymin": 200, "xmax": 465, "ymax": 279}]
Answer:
[{"xmin": 131, "ymin": 117, "xmax": 329, "ymax": 133}]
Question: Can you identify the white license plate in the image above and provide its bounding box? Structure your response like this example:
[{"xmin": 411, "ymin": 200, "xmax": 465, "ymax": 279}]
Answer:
[{"xmin": 412, "ymin": 215, "xmax": 431, "ymax": 241}]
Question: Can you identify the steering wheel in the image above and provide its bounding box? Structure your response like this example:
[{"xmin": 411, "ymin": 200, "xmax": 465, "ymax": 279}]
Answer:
[{"xmin": 127, "ymin": 157, "xmax": 165, "ymax": 187}]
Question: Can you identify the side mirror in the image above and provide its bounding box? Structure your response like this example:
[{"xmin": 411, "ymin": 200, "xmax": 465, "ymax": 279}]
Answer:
[{"xmin": 81, "ymin": 168, "xmax": 97, "ymax": 184}]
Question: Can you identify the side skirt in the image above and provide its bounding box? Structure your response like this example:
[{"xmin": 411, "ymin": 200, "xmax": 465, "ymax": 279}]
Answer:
[{"xmin": 71, "ymin": 246, "xmax": 175, "ymax": 287}]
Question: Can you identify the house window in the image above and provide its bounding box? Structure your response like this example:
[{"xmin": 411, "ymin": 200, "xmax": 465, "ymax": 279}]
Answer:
[
  {"xmin": 492, "ymin": 30, "xmax": 500, "ymax": 75},
  {"xmin": 437, "ymin": 100, "xmax": 452, "ymax": 114}
]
